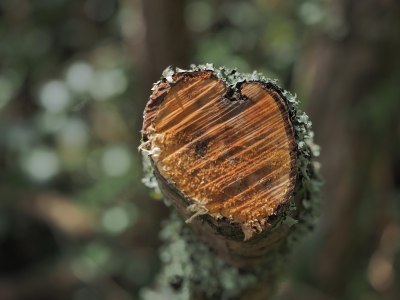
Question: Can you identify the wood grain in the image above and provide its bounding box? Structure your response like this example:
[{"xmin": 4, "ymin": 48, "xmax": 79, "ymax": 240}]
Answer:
[{"xmin": 143, "ymin": 71, "xmax": 296, "ymax": 228}]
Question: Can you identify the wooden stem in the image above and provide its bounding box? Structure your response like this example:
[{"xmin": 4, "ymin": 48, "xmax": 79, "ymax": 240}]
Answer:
[{"xmin": 140, "ymin": 65, "xmax": 320, "ymax": 298}]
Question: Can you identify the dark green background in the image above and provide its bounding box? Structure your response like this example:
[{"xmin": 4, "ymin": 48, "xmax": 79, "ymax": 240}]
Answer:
[{"xmin": 0, "ymin": 0, "xmax": 399, "ymax": 299}]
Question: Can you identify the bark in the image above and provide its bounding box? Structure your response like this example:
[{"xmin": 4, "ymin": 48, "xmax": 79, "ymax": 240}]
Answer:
[{"xmin": 140, "ymin": 66, "xmax": 320, "ymax": 299}]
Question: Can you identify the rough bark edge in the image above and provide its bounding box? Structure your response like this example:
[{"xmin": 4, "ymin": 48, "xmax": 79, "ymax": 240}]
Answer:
[
  {"xmin": 141, "ymin": 64, "xmax": 321, "ymax": 232},
  {"xmin": 140, "ymin": 65, "xmax": 322, "ymax": 299}
]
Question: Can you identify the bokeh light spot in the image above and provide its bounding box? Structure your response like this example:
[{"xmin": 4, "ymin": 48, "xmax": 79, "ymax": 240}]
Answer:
[
  {"xmin": 299, "ymin": 1, "xmax": 325, "ymax": 25},
  {"xmin": 101, "ymin": 206, "xmax": 131, "ymax": 234},
  {"xmin": 66, "ymin": 62, "xmax": 94, "ymax": 94},
  {"xmin": 22, "ymin": 148, "xmax": 60, "ymax": 181},
  {"xmin": 39, "ymin": 80, "xmax": 71, "ymax": 113},
  {"xmin": 90, "ymin": 69, "xmax": 128, "ymax": 101},
  {"xmin": 101, "ymin": 145, "xmax": 131, "ymax": 177}
]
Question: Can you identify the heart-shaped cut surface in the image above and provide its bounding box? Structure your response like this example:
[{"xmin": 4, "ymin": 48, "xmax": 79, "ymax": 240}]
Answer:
[{"xmin": 143, "ymin": 71, "xmax": 296, "ymax": 226}]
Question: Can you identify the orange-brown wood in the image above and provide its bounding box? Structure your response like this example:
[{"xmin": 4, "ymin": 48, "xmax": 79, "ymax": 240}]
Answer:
[{"xmin": 143, "ymin": 71, "xmax": 296, "ymax": 227}]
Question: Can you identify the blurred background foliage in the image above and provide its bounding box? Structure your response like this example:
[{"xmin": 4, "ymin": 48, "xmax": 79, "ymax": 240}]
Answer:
[{"xmin": 0, "ymin": 0, "xmax": 399, "ymax": 299}]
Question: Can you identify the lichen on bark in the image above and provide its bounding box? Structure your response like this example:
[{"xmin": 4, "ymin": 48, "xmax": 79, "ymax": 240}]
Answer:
[{"xmin": 140, "ymin": 213, "xmax": 260, "ymax": 300}]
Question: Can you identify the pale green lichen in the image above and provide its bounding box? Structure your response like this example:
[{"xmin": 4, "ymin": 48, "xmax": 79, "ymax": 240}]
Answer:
[
  {"xmin": 140, "ymin": 152, "xmax": 163, "ymax": 201},
  {"xmin": 140, "ymin": 213, "xmax": 260, "ymax": 300}
]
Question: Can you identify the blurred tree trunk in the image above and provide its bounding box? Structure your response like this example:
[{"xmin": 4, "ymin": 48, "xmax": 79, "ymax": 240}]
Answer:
[
  {"xmin": 293, "ymin": 0, "xmax": 400, "ymax": 297},
  {"xmin": 140, "ymin": 0, "xmax": 190, "ymax": 94}
]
